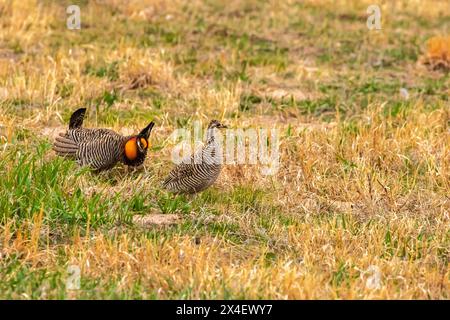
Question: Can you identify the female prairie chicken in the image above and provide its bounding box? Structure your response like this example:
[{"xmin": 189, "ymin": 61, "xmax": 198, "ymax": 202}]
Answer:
[
  {"xmin": 53, "ymin": 108, "xmax": 155, "ymax": 171},
  {"xmin": 162, "ymin": 120, "xmax": 228, "ymax": 194}
]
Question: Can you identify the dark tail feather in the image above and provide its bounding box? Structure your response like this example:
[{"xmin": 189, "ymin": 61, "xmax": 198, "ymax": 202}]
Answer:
[{"xmin": 69, "ymin": 108, "xmax": 87, "ymax": 129}]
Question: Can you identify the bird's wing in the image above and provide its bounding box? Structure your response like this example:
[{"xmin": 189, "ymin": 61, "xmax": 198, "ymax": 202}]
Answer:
[
  {"xmin": 69, "ymin": 128, "xmax": 120, "ymax": 144},
  {"xmin": 54, "ymin": 128, "xmax": 119, "ymax": 155},
  {"xmin": 162, "ymin": 162, "xmax": 196, "ymax": 186},
  {"xmin": 76, "ymin": 136, "xmax": 123, "ymax": 170}
]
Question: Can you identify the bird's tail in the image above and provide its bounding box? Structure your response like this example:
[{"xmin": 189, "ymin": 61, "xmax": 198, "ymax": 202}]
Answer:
[
  {"xmin": 53, "ymin": 133, "xmax": 78, "ymax": 157},
  {"xmin": 69, "ymin": 108, "xmax": 87, "ymax": 129}
]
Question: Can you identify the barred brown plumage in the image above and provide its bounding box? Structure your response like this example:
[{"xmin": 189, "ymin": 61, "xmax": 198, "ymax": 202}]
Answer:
[
  {"xmin": 162, "ymin": 120, "xmax": 228, "ymax": 194},
  {"xmin": 53, "ymin": 108, "xmax": 155, "ymax": 171}
]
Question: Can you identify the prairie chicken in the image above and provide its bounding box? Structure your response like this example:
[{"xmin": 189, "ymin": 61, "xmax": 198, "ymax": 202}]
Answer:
[
  {"xmin": 162, "ymin": 120, "xmax": 228, "ymax": 194},
  {"xmin": 53, "ymin": 108, "xmax": 155, "ymax": 171}
]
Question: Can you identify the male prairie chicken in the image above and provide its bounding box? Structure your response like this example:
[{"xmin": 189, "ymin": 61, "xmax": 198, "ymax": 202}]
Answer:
[
  {"xmin": 162, "ymin": 120, "xmax": 228, "ymax": 194},
  {"xmin": 53, "ymin": 108, "xmax": 155, "ymax": 171}
]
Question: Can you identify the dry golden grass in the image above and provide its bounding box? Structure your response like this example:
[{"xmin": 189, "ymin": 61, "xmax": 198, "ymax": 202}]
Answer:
[{"xmin": 0, "ymin": 0, "xmax": 449, "ymax": 299}]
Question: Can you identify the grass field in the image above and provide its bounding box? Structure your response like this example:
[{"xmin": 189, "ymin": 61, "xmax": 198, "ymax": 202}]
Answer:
[{"xmin": 0, "ymin": 0, "xmax": 449, "ymax": 299}]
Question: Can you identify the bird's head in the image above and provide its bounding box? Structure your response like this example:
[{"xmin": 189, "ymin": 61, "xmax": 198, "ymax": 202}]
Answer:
[
  {"xmin": 124, "ymin": 121, "xmax": 155, "ymax": 166},
  {"xmin": 207, "ymin": 120, "xmax": 228, "ymax": 130}
]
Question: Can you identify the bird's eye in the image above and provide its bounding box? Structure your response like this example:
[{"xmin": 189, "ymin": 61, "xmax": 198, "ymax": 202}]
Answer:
[{"xmin": 140, "ymin": 138, "xmax": 148, "ymax": 149}]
